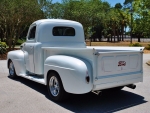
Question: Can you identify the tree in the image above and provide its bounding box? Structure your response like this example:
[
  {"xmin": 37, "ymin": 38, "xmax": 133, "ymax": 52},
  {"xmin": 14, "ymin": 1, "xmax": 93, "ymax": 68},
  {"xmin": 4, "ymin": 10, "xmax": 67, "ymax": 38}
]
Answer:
[
  {"xmin": 133, "ymin": 0, "xmax": 150, "ymax": 41},
  {"xmin": 115, "ymin": 3, "xmax": 128, "ymax": 41},
  {"xmin": 0, "ymin": 0, "xmax": 44, "ymax": 50}
]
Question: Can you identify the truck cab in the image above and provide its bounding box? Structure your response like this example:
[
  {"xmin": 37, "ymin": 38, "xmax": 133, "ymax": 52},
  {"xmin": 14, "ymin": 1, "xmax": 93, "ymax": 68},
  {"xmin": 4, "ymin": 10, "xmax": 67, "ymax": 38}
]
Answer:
[{"xmin": 22, "ymin": 19, "xmax": 86, "ymax": 74}]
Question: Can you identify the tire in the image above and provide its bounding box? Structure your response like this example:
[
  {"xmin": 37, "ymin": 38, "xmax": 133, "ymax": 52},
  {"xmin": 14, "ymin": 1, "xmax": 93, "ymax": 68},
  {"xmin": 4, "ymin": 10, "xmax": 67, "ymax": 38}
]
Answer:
[
  {"xmin": 47, "ymin": 72, "xmax": 67, "ymax": 101},
  {"xmin": 8, "ymin": 60, "xmax": 17, "ymax": 78}
]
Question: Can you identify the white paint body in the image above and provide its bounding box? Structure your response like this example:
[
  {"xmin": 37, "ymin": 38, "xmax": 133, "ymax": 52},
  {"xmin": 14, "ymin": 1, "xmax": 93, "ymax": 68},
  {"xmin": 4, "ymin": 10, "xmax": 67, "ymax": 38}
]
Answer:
[{"xmin": 7, "ymin": 19, "xmax": 144, "ymax": 94}]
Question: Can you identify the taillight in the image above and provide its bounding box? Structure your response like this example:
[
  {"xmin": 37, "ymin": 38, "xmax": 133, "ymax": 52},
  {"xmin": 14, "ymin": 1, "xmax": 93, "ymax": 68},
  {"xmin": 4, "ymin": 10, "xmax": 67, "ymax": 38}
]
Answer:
[{"xmin": 85, "ymin": 71, "xmax": 90, "ymax": 83}]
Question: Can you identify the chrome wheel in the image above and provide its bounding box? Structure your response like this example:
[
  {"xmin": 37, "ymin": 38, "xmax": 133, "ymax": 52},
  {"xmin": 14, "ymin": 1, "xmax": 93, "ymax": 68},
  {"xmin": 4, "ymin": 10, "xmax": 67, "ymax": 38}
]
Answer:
[
  {"xmin": 9, "ymin": 62, "xmax": 15, "ymax": 76},
  {"xmin": 47, "ymin": 72, "xmax": 67, "ymax": 101},
  {"xmin": 49, "ymin": 76, "xmax": 60, "ymax": 97}
]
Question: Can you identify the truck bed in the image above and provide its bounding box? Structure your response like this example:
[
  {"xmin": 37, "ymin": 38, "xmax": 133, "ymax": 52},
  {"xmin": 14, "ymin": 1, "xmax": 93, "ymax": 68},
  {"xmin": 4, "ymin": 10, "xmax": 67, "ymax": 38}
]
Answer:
[{"xmin": 42, "ymin": 46, "xmax": 144, "ymax": 91}]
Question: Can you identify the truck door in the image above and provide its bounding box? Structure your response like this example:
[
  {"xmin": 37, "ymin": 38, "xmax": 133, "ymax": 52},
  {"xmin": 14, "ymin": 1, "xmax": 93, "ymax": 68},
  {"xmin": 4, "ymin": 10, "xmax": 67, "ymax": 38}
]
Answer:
[{"xmin": 24, "ymin": 25, "xmax": 36, "ymax": 73}]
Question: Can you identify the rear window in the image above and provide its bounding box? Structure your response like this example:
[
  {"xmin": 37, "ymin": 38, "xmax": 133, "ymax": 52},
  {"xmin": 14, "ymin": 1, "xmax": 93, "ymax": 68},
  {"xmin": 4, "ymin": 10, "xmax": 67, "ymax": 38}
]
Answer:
[{"xmin": 52, "ymin": 27, "xmax": 75, "ymax": 36}]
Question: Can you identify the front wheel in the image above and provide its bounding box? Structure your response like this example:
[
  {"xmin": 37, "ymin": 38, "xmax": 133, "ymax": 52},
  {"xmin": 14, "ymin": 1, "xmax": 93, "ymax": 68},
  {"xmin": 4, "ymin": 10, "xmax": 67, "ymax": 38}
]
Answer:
[
  {"xmin": 8, "ymin": 60, "xmax": 17, "ymax": 78},
  {"xmin": 47, "ymin": 72, "xmax": 67, "ymax": 101}
]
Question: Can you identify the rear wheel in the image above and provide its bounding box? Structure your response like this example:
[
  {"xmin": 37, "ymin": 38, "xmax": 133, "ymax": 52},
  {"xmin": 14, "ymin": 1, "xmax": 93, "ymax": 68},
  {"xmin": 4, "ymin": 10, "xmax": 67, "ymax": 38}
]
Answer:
[
  {"xmin": 8, "ymin": 60, "xmax": 17, "ymax": 78},
  {"xmin": 47, "ymin": 72, "xmax": 67, "ymax": 101}
]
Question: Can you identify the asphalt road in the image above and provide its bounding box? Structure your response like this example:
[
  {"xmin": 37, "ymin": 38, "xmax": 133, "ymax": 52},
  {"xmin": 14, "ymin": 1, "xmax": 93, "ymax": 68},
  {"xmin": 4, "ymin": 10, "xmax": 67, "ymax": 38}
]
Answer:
[{"xmin": 0, "ymin": 54, "xmax": 150, "ymax": 113}]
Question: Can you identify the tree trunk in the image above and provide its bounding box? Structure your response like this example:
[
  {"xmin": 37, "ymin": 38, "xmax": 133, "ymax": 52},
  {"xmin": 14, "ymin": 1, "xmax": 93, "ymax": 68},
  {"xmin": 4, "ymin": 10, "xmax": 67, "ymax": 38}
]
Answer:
[
  {"xmin": 8, "ymin": 39, "xmax": 12, "ymax": 51},
  {"xmin": 107, "ymin": 36, "xmax": 110, "ymax": 42},
  {"xmin": 111, "ymin": 33, "xmax": 112, "ymax": 42},
  {"xmin": 138, "ymin": 35, "xmax": 141, "ymax": 42},
  {"xmin": 113, "ymin": 30, "xmax": 116, "ymax": 42}
]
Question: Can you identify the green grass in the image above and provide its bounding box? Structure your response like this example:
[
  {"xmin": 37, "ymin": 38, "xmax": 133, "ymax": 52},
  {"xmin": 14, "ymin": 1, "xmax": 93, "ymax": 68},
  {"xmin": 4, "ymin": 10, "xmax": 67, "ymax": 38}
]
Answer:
[{"xmin": 16, "ymin": 39, "xmax": 26, "ymax": 45}]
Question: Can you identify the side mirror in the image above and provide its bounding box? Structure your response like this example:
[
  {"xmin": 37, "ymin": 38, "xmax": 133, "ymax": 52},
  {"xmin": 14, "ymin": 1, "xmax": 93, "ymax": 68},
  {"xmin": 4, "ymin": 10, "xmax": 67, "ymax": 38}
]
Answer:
[
  {"xmin": 20, "ymin": 43, "xmax": 24, "ymax": 50},
  {"xmin": 20, "ymin": 45, "xmax": 23, "ymax": 49}
]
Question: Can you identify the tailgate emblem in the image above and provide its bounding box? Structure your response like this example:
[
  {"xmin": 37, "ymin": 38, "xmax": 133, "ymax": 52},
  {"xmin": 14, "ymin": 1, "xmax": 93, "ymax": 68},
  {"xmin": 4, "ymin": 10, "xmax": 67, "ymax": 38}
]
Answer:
[{"xmin": 118, "ymin": 61, "xmax": 126, "ymax": 66}]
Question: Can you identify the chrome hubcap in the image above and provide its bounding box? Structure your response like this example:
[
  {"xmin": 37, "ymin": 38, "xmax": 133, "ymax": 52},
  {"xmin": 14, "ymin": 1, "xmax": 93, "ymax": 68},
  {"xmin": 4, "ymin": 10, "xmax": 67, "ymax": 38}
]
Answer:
[
  {"xmin": 9, "ymin": 62, "xmax": 14, "ymax": 76},
  {"xmin": 49, "ymin": 76, "xmax": 60, "ymax": 97}
]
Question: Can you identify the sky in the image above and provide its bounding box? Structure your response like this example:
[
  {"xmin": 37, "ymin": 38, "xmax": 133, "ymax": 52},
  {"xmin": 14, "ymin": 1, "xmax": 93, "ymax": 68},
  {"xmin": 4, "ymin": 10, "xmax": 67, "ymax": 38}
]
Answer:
[
  {"xmin": 53, "ymin": 0, "xmax": 125, "ymax": 7},
  {"xmin": 104, "ymin": 0, "xmax": 124, "ymax": 7}
]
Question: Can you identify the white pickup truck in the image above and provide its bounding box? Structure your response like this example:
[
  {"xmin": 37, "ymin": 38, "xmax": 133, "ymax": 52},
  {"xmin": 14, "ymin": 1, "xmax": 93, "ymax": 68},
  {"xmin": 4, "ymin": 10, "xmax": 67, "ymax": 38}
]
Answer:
[{"xmin": 7, "ymin": 19, "xmax": 144, "ymax": 101}]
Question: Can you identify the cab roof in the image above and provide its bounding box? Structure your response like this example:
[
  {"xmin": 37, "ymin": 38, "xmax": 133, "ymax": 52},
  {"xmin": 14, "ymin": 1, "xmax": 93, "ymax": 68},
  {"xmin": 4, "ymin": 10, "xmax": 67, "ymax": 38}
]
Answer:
[{"xmin": 32, "ymin": 19, "xmax": 81, "ymax": 26}]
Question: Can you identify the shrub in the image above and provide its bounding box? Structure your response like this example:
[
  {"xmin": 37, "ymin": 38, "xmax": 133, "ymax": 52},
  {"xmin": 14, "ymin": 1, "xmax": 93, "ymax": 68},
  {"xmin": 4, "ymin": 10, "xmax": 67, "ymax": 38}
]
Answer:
[
  {"xmin": 129, "ymin": 43, "xmax": 142, "ymax": 47},
  {"xmin": 145, "ymin": 44, "xmax": 150, "ymax": 50},
  {"xmin": 0, "ymin": 41, "xmax": 7, "ymax": 55}
]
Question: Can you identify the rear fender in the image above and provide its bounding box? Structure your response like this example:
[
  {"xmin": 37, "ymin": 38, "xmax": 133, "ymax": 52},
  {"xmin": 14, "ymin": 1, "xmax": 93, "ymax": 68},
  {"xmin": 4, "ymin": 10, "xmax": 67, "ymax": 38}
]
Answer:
[{"xmin": 44, "ymin": 55, "xmax": 93, "ymax": 94}]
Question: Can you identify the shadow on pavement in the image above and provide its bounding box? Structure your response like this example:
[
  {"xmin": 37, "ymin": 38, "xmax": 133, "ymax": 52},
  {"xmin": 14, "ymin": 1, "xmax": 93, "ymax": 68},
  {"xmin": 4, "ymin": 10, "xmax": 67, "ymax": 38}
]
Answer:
[{"xmin": 8, "ymin": 76, "xmax": 147, "ymax": 113}]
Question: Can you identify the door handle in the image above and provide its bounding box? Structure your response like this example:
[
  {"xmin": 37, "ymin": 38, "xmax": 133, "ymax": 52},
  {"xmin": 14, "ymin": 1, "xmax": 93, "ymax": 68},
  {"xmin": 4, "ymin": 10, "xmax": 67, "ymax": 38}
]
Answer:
[{"xmin": 30, "ymin": 46, "xmax": 33, "ymax": 49}]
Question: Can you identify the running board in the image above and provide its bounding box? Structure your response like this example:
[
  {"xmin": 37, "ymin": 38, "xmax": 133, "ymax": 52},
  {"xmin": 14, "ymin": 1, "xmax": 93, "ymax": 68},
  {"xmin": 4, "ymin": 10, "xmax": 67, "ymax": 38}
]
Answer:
[{"xmin": 19, "ymin": 74, "xmax": 46, "ymax": 85}]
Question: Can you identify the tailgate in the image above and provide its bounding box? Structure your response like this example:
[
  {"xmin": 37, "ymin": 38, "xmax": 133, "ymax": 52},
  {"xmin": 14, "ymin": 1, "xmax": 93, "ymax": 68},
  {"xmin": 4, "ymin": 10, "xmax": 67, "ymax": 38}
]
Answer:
[{"xmin": 93, "ymin": 50, "xmax": 143, "ymax": 90}]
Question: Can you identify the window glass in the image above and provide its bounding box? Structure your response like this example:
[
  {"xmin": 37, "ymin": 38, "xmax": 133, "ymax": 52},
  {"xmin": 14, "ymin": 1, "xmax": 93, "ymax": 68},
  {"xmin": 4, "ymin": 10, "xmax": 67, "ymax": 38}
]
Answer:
[
  {"xmin": 28, "ymin": 26, "xmax": 36, "ymax": 40},
  {"xmin": 53, "ymin": 27, "xmax": 75, "ymax": 36}
]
